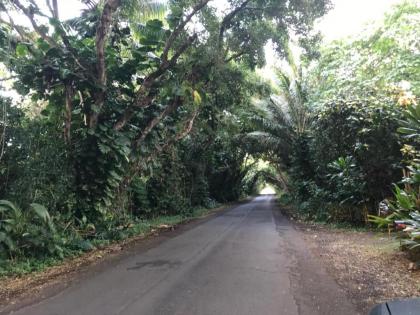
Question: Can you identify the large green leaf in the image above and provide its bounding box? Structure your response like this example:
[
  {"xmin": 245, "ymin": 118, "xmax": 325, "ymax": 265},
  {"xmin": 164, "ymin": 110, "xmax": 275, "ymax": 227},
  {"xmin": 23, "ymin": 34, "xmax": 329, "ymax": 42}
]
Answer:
[
  {"xmin": 0, "ymin": 200, "xmax": 21, "ymax": 218},
  {"xmin": 30, "ymin": 203, "xmax": 51, "ymax": 223}
]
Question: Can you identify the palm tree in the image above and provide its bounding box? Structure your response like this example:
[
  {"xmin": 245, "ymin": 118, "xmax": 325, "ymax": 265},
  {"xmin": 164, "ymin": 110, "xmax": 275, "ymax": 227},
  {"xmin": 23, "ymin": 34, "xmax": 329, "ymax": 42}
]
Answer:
[{"xmin": 242, "ymin": 45, "xmax": 311, "ymax": 189}]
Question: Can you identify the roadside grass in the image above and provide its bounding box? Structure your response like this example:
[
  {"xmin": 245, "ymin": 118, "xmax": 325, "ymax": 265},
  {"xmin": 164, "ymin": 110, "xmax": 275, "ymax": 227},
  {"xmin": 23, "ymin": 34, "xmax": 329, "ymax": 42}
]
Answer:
[
  {"xmin": 305, "ymin": 220, "xmax": 373, "ymax": 232},
  {"xmin": 0, "ymin": 204, "xmax": 223, "ymax": 278},
  {"xmin": 276, "ymin": 196, "xmax": 375, "ymax": 232}
]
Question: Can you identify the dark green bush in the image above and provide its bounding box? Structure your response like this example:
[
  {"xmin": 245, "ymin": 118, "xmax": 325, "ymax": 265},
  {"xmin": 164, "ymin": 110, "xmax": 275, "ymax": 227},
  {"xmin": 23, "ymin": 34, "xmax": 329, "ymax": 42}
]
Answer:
[
  {"xmin": 0, "ymin": 100, "xmax": 75, "ymax": 214},
  {"xmin": 289, "ymin": 99, "xmax": 403, "ymax": 223},
  {"xmin": 311, "ymin": 99, "xmax": 402, "ymax": 205},
  {"xmin": 0, "ymin": 200, "xmax": 64, "ymax": 259},
  {"xmin": 129, "ymin": 177, "xmax": 152, "ymax": 217}
]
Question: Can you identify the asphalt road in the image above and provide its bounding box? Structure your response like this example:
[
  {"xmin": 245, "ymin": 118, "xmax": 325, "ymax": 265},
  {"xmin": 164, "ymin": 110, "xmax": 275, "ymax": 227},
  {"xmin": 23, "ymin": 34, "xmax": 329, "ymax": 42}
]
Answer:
[{"xmin": 5, "ymin": 195, "xmax": 359, "ymax": 315}]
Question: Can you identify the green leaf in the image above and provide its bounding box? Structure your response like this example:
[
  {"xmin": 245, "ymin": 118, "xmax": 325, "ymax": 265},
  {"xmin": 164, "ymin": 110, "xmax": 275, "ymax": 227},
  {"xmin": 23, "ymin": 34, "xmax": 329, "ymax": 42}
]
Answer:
[
  {"xmin": 36, "ymin": 38, "xmax": 50, "ymax": 51},
  {"xmin": 16, "ymin": 43, "xmax": 28, "ymax": 57},
  {"xmin": 0, "ymin": 231, "xmax": 16, "ymax": 250},
  {"xmin": 30, "ymin": 203, "xmax": 51, "ymax": 223},
  {"xmin": 59, "ymin": 68, "xmax": 72, "ymax": 80},
  {"xmin": 0, "ymin": 200, "xmax": 21, "ymax": 217},
  {"xmin": 98, "ymin": 143, "xmax": 111, "ymax": 154},
  {"xmin": 146, "ymin": 19, "xmax": 163, "ymax": 30},
  {"xmin": 193, "ymin": 90, "xmax": 202, "ymax": 106}
]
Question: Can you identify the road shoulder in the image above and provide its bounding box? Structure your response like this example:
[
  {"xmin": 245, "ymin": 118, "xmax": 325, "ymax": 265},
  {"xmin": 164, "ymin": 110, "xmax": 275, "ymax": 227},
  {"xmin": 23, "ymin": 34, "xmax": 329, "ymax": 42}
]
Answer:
[
  {"xmin": 285, "ymin": 216, "xmax": 420, "ymax": 314},
  {"xmin": 272, "ymin": 208, "xmax": 360, "ymax": 315}
]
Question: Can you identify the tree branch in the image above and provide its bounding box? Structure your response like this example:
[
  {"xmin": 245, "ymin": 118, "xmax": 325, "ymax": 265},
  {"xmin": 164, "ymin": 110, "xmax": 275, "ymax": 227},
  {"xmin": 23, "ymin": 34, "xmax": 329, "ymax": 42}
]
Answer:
[
  {"xmin": 218, "ymin": 0, "xmax": 252, "ymax": 53},
  {"xmin": 146, "ymin": 109, "xmax": 199, "ymax": 163},
  {"xmin": 224, "ymin": 51, "xmax": 246, "ymax": 63},
  {"xmin": 132, "ymin": 96, "xmax": 182, "ymax": 149},
  {"xmin": 12, "ymin": 0, "xmax": 58, "ymax": 47},
  {"xmin": 0, "ymin": 102, "xmax": 6, "ymax": 162},
  {"xmin": 0, "ymin": 13, "xmax": 38, "ymax": 55},
  {"xmin": 0, "ymin": 75, "xmax": 18, "ymax": 82},
  {"xmin": 121, "ymin": 108, "xmax": 199, "ymax": 188},
  {"xmin": 52, "ymin": 0, "xmax": 59, "ymax": 19},
  {"xmin": 64, "ymin": 84, "xmax": 74, "ymax": 144},
  {"xmin": 113, "ymin": 34, "xmax": 198, "ymax": 131},
  {"xmin": 79, "ymin": 0, "xmax": 98, "ymax": 10},
  {"xmin": 45, "ymin": 0, "xmax": 59, "ymax": 19},
  {"xmin": 89, "ymin": 0, "xmax": 121, "ymax": 128},
  {"xmin": 2, "ymin": 4, "xmax": 84, "ymax": 72},
  {"xmin": 161, "ymin": 0, "xmax": 210, "ymax": 62}
]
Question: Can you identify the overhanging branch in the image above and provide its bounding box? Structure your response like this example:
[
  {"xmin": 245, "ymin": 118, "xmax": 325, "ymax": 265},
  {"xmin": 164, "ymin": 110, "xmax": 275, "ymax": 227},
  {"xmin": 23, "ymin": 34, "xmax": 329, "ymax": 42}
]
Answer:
[
  {"xmin": 113, "ymin": 34, "xmax": 198, "ymax": 131},
  {"xmin": 218, "ymin": 0, "xmax": 252, "ymax": 53},
  {"xmin": 224, "ymin": 51, "xmax": 246, "ymax": 63},
  {"xmin": 132, "ymin": 96, "xmax": 182, "ymax": 149},
  {"xmin": 161, "ymin": 0, "xmax": 210, "ymax": 62},
  {"xmin": 11, "ymin": 0, "xmax": 58, "ymax": 47}
]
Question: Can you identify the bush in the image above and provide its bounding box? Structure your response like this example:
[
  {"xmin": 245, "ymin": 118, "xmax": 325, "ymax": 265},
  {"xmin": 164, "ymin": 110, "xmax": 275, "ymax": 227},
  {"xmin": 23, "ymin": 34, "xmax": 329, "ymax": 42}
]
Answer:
[
  {"xmin": 289, "ymin": 99, "xmax": 403, "ymax": 223},
  {"xmin": 311, "ymin": 99, "xmax": 402, "ymax": 206},
  {"xmin": 0, "ymin": 100, "xmax": 75, "ymax": 214},
  {"xmin": 0, "ymin": 200, "xmax": 64, "ymax": 260},
  {"xmin": 129, "ymin": 177, "xmax": 152, "ymax": 217},
  {"xmin": 370, "ymin": 103, "xmax": 420, "ymax": 260},
  {"xmin": 369, "ymin": 185, "xmax": 420, "ymax": 260}
]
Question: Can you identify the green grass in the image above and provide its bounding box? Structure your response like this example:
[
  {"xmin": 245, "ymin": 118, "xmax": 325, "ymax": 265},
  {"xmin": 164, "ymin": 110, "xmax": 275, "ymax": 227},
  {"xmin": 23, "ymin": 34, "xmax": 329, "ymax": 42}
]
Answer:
[
  {"xmin": 0, "ymin": 256, "xmax": 63, "ymax": 277},
  {"xmin": 276, "ymin": 196, "xmax": 376, "ymax": 232}
]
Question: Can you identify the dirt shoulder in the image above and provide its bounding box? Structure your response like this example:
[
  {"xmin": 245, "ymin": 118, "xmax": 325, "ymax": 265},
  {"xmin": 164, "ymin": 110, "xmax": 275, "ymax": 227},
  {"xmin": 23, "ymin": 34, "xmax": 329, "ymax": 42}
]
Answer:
[{"xmin": 289, "ymin": 217, "xmax": 420, "ymax": 314}]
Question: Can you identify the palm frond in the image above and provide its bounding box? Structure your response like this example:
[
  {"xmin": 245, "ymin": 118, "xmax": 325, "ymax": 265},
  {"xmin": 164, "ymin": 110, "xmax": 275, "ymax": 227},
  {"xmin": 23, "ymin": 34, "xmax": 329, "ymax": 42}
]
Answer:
[
  {"xmin": 123, "ymin": 0, "xmax": 167, "ymax": 23},
  {"xmin": 135, "ymin": 22, "xmax": 166, "ymax": 40}
]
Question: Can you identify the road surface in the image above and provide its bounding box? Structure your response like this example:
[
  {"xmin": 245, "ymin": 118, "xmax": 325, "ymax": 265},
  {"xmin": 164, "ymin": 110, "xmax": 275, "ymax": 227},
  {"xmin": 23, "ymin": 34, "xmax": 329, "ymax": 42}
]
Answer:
[{"xmin": 4, "ymin": 196, "xmax": 359, "ymax": 315}]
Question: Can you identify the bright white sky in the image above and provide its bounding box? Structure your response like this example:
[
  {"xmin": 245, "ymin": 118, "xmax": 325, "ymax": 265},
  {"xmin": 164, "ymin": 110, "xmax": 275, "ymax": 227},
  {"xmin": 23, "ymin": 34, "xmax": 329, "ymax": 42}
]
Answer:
[
  {"xmin": 316, "ymin": 0, "xmax": 404, "ymax": 43},
  {"xmin": 262, "ymin": 0, "xmax": 405, "ymax": 77}
]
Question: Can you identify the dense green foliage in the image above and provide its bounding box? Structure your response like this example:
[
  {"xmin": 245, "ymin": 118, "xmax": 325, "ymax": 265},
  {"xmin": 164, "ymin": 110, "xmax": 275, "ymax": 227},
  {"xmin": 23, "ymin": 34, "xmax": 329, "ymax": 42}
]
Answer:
[
  {"xmin": 290, "ymin": 99, "xmax": 403, "ymax": 222},
  {"xmin": 308, "ymin": 0, "xmax": 420, "ymax": 105},
  {"xmin": 249, "ymin": 1, "xmax": 419, "ymax": 228},
  {"xmin": 296, "ymin": 3, "xmax": 417, "ymax": 223},
  {"xmin": 369, "ymin": 103, "xmax": 420, "ymax": 258},
  {"xmin": 1, "ymin": 0, "xmax": 418, "ymax": 273},
  {"xmin": 0, "ymin": 0, "xmax": 328, "ymax": 272}
]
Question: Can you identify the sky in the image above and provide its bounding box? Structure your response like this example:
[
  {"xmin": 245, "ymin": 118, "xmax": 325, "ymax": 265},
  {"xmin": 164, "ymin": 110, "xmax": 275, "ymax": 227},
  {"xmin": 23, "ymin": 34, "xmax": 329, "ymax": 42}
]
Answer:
[
  {"xmin": 261, "ymin": 0, "xmax": 405, "ymax": 77},
  {"xmin": 11, "ymin": 0, "xmax": 405, "ymax": 42},
  {"xmin": 316, "ymin": 0, "xmax": 404, "ymax": 43},
  {"xmin": 1, "ymin": 0, "xmax": 407, "ymax": 88}
]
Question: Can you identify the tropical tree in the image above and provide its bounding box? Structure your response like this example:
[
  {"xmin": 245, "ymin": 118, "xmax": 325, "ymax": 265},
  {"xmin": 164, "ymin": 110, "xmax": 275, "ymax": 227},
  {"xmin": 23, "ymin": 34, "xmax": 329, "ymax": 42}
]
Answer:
[
  {"xmin": 242, "ymin": 45, "xmax": 311, "ymax": 189},
  {"xmin": 285, "ymin": 0, "xmax": 419, "ymax": 222},
  {"xmin": 307, "ymin": 0, "xmax": 420, "ymax": 106},
  {"xmin": 0, "ymin": 0, "xmax": 329, "ymax": 217}
]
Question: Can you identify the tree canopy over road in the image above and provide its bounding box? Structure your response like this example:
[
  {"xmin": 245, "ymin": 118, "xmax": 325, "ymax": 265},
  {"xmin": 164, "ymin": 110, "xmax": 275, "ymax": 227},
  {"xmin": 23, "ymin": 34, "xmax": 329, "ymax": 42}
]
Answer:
[{"xmin": 0, "ymin": 0, "xmax": 419, "ymax": 276}]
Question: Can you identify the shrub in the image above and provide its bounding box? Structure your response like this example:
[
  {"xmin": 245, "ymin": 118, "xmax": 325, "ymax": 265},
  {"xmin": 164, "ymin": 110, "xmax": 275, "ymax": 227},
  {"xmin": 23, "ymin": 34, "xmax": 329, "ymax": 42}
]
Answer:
[
  {"xmin": 311, "ymin": 99, "xmax": 402, "ymax": 206},
  {"xmin": 370, "ymin": 103, "xmax": 420, "ymax": 260},
  {"xmin": 0, "ymin": 200, "xmax": 64, "ymax": 260},
  {"xmin": 129, "ymin": 177, "xmax": 152, "ymax": 217},
  {"xmin": 369, "ymin": 185, "xmax": 420, "ymax": 259}
]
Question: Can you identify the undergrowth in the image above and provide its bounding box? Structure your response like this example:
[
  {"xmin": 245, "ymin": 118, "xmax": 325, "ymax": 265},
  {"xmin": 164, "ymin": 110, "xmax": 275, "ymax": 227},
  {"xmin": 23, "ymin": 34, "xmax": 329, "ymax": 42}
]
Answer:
[{"xmin": 0, "ymin": 205, "xmax": 220, "ymax": 278}]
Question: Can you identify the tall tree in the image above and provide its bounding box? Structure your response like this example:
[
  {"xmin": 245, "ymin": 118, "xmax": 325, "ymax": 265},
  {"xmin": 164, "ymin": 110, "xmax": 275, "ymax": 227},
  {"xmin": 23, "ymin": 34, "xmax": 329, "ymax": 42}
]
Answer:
[{"xmin": 0, "ymin": 0, "xmax": 329, "ymax": 215}]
